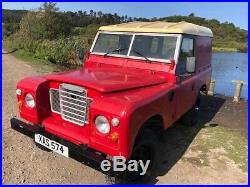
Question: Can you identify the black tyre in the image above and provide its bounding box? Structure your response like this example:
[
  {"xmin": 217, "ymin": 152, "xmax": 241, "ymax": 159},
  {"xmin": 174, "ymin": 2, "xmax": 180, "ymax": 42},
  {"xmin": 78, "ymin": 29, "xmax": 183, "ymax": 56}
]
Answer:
[
  {"xmin": 121, "ymin": 129, "xmax": 160, "ymax": 183},
  {"xmin": 181, "ymin": 107, "xmax": 199, "ymax": 126}
]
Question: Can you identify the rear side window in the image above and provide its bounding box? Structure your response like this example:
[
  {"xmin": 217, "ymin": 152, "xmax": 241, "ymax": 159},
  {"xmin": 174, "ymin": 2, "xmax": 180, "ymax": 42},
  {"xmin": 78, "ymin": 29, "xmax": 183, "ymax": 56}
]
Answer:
[{"xmin": 179, "ymin": 38, "xmax": 194, "ymax": 60}]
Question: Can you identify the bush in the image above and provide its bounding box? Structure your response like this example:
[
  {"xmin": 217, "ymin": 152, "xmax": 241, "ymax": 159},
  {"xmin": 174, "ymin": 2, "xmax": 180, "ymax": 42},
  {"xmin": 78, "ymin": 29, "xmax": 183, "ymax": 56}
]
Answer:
[
  {"xmin": 72, "ymin": 24, "xmax": 100, "ymax": 37},
  {"xmin": 34, "ymin": 37, "xmax": 89, "ymax": 65},
  {"xmin": 2, "ymin": 23, "xmax": 19, "ymax": 37},
  {"xmin": 18, "ymin": 3, "xmax": 72, "ymax": 41},
  {"xmin": 4, "ymin": 35, "xmax": 91, "ymax": 66},
  {"xmin": 237, "ymin": 43, "xmax": 248, "ymax": 53}
]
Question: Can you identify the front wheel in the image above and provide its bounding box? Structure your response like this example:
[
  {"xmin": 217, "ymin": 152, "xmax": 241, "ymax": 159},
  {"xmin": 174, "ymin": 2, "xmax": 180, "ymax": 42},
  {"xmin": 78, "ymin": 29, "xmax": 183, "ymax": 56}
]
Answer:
[{"xmin": 121, "ymin": 129, "xmax": 160, "ymax": 183}]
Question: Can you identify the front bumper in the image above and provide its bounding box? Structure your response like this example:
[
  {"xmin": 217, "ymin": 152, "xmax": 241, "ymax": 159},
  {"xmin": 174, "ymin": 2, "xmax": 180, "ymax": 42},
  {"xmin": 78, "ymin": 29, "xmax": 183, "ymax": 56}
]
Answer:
[{"xmin": 10, "ymin": 117, "xmax": 107, "ymax": 164}]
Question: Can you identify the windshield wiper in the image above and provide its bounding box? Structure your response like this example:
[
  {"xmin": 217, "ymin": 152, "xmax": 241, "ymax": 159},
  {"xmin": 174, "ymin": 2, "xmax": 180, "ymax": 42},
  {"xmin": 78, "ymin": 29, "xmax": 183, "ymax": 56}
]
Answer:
[
  {"xmin": 103, "ymin": 48, "xmax": 151, "ymax": 63},
  {"xmin": 131, "ymin": 49, "xmax": 151, "ymax": 63},
  {"xmin": 104, "ymin": 47, "xmax": 128, "ymax": 57}
]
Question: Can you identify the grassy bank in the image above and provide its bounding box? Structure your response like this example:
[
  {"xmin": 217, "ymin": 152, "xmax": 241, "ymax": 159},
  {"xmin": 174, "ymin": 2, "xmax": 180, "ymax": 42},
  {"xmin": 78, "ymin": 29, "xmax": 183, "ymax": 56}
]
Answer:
[
  {"xmin": 185, "ymin": 125, "xmax": 248, "ymax": 172},
  {"xmin": 12, "ymin": 49, "xmax": 63, "ymax": 73},
  {"xmin": 3, "ymin": 39, "xmax": 83, "ymax": 73},
  {"xmin": 212, "ymin": 47, "xmax": 239, "ymax": 53},
  {"xmin": 3, "ymin": 47, "xmax": 73, "ymax": 73}
]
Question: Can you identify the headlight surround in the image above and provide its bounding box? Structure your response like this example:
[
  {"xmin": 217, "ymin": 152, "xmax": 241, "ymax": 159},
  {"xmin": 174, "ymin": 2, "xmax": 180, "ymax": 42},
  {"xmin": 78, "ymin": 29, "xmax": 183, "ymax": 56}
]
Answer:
[
  {"xmin": 25, "ymin": 93, "xmax": 35, "ymax": 108},
  {"xmin": 95, "ymin": 115, "xmax": 110, "ymax": 134}
]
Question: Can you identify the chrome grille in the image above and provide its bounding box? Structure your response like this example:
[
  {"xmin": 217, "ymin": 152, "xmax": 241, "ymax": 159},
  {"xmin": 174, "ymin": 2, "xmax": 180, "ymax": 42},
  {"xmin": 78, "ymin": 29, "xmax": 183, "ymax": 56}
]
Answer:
[{"xmin": 49, "ymin": 84, "xmax": 91, "ymax": 126}]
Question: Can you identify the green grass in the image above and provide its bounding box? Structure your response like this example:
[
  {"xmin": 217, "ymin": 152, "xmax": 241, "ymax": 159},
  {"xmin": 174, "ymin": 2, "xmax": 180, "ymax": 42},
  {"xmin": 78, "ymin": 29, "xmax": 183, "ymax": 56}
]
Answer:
[
  {"xmin": 190, "ymin": 125, "xmax": 248, "ymax": 172},
  {"xmin": 3, "ymin": 40, "xmax": 72, "ymax": 73},
  {"xmin": 2, "ymin": 39, "xmax": 14, "ymax": 51},
  {"xmin": 212, "ymin": 47, "xmax": 239, "ymax": 52},
  {"xmin": 12, "ymin": 49, "xmax": 63, "ymax": 73}
]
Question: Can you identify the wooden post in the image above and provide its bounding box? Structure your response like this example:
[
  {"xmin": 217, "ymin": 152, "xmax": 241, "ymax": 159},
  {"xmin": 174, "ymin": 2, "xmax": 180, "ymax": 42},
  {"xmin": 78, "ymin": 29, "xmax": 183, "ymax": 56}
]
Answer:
[
  {"xmin": 208, "ymin": 79, "xmax": 215, "ymax": 96},
  {"xmin": 232, "ymin": 80, "xmax": 245, "ymax": 102}
]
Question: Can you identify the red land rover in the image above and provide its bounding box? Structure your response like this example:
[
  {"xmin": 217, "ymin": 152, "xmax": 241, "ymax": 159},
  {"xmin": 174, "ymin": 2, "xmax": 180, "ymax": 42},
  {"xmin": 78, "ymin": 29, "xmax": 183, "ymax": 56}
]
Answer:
[{"xmin": 11, "ymin": 21, "xmax": 213, "ymax": 179}]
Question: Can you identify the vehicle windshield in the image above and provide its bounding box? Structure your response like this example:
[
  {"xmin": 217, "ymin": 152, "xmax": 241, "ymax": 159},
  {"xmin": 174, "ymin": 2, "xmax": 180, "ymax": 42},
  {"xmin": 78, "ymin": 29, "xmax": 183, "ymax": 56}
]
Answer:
[
  {"xmin": 92, "ymin": 33, "xmax": 178, "ymax": 62},
  {"xmin": 130, "ymin": 35, "xmax": 177, "ymax": 60},
  {"xmin": 92, "ymin": 33, "xmax": 132, "ymax": 55}
]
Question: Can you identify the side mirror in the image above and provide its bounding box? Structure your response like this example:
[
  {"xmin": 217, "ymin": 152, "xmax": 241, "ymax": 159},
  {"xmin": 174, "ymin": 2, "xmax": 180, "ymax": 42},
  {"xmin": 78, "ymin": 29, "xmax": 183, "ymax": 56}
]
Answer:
[
  {"xmin": 78, "ymin": 48, "xmax": 85, "ymax": 60},
  {"xmin": 186, "ymin": 57, "xmax": 196, "ymax": 73}
]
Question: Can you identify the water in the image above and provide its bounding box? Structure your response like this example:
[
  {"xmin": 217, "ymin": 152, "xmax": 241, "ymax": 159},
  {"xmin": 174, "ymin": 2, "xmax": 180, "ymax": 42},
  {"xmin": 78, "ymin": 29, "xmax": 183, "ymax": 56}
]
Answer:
[{"xmin": 212, "ymin": 52, "xmax": 248, "ymax": 100}]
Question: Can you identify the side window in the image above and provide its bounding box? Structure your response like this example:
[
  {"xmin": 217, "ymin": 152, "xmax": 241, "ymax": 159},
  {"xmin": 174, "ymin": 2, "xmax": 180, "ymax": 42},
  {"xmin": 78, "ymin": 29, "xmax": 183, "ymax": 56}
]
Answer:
[
  {"xmin": 176, "ymin": 38, "xmax": 195, "ymax": 75},
  {"xmin": 180, "ymin": 38, "xmax": 194, "ymax": 59}
]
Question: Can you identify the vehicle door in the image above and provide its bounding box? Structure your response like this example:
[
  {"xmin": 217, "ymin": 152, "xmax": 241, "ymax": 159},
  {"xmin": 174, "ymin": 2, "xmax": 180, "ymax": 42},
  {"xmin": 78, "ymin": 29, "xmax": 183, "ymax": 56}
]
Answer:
[{"xmin": 175, "ymin": 36, "xmax": 198, "ymax": 118}]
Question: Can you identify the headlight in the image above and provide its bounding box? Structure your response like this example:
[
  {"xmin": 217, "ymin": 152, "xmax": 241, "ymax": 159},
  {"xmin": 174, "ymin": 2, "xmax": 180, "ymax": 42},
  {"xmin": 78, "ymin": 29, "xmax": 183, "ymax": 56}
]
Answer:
[
  {"xmin": 95, "ymin": 116, "xmax": 110, "ymax": 134},
  {"xmin": 25, "ymin": 93, "xmax": 35, "ymax": 108}
]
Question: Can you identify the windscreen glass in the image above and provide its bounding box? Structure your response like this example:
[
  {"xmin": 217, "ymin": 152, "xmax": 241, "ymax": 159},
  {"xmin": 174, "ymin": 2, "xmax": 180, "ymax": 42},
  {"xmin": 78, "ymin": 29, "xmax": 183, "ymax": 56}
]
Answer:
[
  {"xmin": 130, "ymin": 35, "xmax": 177, "ymax": 60},
  {"xmin": 92, "ymin": 33, "xmax": 132, "ymax": 55}
]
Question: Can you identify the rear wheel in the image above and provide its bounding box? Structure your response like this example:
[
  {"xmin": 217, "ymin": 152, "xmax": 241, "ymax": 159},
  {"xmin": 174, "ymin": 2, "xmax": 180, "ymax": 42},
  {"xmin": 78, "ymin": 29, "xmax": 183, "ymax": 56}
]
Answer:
[{"xmin": 121, "ymin": 129, "xmax": 160, "ymax": 183}]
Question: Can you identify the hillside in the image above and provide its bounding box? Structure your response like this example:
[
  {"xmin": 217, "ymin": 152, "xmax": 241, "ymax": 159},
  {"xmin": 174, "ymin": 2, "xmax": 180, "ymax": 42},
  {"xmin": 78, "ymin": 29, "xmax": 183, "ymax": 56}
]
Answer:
[{"xmin": 2, "ymin": 8, "xmax": 247, "ymax": 52}]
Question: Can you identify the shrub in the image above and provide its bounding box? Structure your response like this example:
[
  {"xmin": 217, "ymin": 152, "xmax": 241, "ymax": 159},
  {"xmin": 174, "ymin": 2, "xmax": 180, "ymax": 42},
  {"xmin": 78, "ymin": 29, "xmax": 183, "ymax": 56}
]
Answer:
[
  {"xmin": 237, "ymin": 43, "xmax": 248, "ymax": 53},
  {"xmin": 33, "ymin": 36, "xmax": 89, "ymax": 65},
  {"xmin": 4, "ymin": 34, "xmax": 91, "ymax": 66}
]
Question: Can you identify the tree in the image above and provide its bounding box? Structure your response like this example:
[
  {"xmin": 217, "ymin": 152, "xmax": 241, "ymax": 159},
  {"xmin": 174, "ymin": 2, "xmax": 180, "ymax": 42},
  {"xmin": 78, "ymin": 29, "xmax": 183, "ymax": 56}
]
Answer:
[
  {"xmin": 19, "ymin": 11, "xmax": 44, "ymax": 40},
  {"xmin": 39, "ymin": 2, "xmax": 59, "ymax": 12},
  {"xmin": 151, "ymin": 17, "xmax": 157, "ymax": 21},
  {"xmin": 124, "ymin": 15, "xmax": 128, "ymax": 22},
  {"xmin": 121, "ymin": 16, "xmax": 125, "ymax": 22},
  {"xmin": 90, "ymin": 10, "xmax": 94, "ymax": 17},
  {"xmin": 188, "ymin": 13, "xmax": 195, "ymax": 17},
  {"xmin": 78, "ymin": 10, "xmax": 83, "ymax": 17},
  {"xmin": 97, "ymin": 11, "xmax": 103, "ymax": 18},
  {"xmin": 18, "ymin": 3, "xmax": 72, "ymax": 40}
]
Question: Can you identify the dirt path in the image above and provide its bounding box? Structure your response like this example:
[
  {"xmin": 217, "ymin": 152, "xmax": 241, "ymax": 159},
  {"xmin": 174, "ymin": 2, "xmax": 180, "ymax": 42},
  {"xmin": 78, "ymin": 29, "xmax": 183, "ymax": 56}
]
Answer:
[{"xmin": 2, "ymin": 52, "xmax": 248, "ymax": 184}]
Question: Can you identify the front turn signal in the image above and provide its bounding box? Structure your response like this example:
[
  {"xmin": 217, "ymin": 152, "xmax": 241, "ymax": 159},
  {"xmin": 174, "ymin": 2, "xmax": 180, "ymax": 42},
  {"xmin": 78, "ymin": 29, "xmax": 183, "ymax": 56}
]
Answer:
[{"xmin": 110, "ymin": 132, "xmax": 119, "ymax": 143}]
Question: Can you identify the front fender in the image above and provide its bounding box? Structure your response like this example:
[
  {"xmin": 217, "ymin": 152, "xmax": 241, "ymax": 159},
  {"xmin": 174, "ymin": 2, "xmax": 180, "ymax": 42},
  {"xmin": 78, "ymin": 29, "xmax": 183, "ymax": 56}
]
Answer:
[
  {"xmin": 17, "ymin": 76, "xmax": 50, "ymax": 124},
  {"xmin": 119, "ymin": 84, "xmax": 177, "ymax": 158},
  {"xmin": 124, "ymin": 93, "xmax": 168, "ymax": 158},
  {"xmin": 88, "ymin": 83, "xmax": 176, "ymax": 159}
]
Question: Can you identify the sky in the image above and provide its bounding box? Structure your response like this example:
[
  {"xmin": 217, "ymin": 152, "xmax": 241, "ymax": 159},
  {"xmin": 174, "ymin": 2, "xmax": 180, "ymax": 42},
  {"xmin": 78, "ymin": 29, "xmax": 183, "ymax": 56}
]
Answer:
[{"xmin": 2, "ymin": 2, "xmax": 248, "ymax": 30}]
